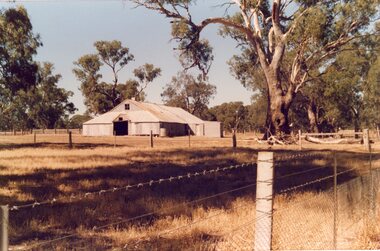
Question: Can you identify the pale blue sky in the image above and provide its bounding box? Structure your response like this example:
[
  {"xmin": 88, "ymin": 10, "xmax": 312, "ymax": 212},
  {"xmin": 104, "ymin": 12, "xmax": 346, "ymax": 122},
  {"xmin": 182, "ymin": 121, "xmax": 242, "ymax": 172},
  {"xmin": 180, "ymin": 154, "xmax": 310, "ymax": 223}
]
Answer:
[{"xmin": 1, "ymin": 0, "xmax": 253, "ymax": 114}]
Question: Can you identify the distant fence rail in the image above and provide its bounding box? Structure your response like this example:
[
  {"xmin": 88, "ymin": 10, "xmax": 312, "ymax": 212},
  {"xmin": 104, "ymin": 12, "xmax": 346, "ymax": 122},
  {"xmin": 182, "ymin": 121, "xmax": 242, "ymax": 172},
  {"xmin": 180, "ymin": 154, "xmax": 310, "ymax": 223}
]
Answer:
[
  {"xmin": 0, "ymin": 149, "xmax": 378, "ymax": 250},
  {"xmin": 0, "ymin": 129, "xmax": 82, "ymax": 136}
]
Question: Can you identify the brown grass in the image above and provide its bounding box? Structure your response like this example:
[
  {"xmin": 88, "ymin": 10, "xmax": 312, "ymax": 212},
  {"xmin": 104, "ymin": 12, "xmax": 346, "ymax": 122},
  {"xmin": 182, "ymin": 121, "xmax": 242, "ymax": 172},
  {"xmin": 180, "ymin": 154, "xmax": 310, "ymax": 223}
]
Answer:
[{"xmin": 0, "ymin": 134, "xmax": 379, "ymax": 250}]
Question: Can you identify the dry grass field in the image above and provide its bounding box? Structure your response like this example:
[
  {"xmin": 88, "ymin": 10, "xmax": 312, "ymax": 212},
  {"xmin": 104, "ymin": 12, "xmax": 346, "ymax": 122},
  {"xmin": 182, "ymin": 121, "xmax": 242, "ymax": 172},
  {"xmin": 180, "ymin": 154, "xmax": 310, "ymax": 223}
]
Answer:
[{"xmin": 0, "ymin": 133, "xmax": 379, "ymax": 250}]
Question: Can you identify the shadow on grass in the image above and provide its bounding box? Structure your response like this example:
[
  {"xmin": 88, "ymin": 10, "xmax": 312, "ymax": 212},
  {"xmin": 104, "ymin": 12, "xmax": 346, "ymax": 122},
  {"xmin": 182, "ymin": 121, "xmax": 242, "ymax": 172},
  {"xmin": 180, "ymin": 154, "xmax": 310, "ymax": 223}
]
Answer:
[{"xmin": 2, "ymin": 147, "xmax": 378, "ymax": 249}]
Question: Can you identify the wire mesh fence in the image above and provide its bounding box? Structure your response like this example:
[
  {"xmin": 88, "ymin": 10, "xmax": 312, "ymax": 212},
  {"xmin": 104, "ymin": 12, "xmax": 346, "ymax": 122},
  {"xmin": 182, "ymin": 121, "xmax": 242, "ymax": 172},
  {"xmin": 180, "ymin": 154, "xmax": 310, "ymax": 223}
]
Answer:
[{"xmin": 2, "ymin": 150, "xmax": 379, "ymax": 250}]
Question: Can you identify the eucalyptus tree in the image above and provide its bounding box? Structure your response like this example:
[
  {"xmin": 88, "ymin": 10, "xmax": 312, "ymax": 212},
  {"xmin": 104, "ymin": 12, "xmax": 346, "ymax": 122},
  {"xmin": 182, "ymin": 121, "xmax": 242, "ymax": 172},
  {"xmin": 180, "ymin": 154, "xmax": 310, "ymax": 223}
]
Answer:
[
  {"xmin": 0, "ymin": 6, "xmax": 41, "ymax": 129},
  {"xmin": 29, "ymin": 63, "xmax": 76, "ymax": 129},
  {"xmin": 73, "ymin": 40, "xmax": 134, "ymax": 114},
  {"xmin": 209, "ymin": 102, "xmax": 248, "ymax": 132},
  {"xmin": 133, "ymin": 63, "xmax": 162, "ymax": 101},
  {"xmin": 74, "ymin": 40, "xmax": 161, "ymax": 114},
  {"xmin": 133, "ymin": 0, "xmax": 379, "ymax": 139},
  {"xmin": 161, "ymin": 71, "xmax": 216, "ymax": 119}
]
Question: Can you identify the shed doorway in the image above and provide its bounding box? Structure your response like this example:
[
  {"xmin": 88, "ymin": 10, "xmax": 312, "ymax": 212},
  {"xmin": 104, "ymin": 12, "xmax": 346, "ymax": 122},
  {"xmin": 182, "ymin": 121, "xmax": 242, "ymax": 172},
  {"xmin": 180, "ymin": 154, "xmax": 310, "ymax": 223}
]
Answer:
[{"xmin": 113, "ymin": 121, "xmax": 128, "ymax": 136}]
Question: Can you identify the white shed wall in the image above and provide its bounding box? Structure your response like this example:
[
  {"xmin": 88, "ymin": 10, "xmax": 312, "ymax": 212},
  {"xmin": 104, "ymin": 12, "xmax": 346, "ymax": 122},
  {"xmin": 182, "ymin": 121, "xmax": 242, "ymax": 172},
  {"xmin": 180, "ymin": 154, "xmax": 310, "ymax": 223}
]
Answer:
[
  {"xmin": 196, "ymin": 124, "xmax": 205, "ymax": 136},
  {"xmin": 204, "ymin": 121, "xmax": 222, "ymax": 138},
  {"xmin": 83, "ymin": 124, "xmax": 113, "ymax": 136},
  {"xmin": 130, "ymin": 122, "xmax": 160, "ymax": 135}
]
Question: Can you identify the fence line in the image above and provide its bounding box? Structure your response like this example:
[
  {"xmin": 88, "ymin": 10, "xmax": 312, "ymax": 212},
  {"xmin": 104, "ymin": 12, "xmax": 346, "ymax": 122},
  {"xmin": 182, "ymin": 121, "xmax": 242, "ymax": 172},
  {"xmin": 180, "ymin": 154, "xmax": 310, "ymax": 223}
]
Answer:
[
  {"xmin": 25, "ymin": 182, "xmax": 259, "ymax": 250},
  {"xmin": 3, "ymin": 151, "xmax": 379, "ymax": 250},
  {"xmin": 9, "ymin": 162, "xmax": 255, "ymax": 212},
  {"xmin": 0, "ymin": 128, "xmax": 82, "ymax": 136}
]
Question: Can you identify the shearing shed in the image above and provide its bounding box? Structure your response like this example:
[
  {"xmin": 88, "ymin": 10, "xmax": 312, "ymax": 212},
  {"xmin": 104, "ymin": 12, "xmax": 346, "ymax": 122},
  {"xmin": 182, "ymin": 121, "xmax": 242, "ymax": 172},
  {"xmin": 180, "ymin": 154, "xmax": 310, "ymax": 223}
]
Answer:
[{"xmin": 83, "ymin": 99, "xmax": 222, "ymax": 137}]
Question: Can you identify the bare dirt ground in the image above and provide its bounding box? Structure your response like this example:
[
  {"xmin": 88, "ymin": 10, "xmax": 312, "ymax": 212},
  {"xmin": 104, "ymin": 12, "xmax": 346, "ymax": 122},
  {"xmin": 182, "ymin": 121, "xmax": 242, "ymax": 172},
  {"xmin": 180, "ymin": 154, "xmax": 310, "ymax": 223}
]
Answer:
[{"xmin": 0, "ymin": 133, "xmax": 379, "ymax": 250}]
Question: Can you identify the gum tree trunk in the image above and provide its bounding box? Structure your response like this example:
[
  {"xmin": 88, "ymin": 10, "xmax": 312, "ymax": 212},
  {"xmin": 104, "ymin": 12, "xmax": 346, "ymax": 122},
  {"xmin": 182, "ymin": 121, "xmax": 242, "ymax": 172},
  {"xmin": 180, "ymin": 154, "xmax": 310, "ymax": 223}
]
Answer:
[
  {"xmin": 307, "ymin": 101, "xmax": 320, "ymax": 133},
  {"xmin": 263, "ymin": 69, "xmax": 293, "ymax": 139}
]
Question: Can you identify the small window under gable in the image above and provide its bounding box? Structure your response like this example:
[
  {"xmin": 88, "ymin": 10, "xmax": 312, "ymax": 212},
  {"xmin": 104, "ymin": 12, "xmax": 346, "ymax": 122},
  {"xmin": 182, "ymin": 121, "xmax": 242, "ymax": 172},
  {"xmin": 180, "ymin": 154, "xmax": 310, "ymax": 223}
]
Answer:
[
  {"xmin": 125, "ymin": 103, "xmax": 130, "ymax": 110},
  {"xmin": 118, "ymin": 117, "xmax": 123, "ymax": 121}
]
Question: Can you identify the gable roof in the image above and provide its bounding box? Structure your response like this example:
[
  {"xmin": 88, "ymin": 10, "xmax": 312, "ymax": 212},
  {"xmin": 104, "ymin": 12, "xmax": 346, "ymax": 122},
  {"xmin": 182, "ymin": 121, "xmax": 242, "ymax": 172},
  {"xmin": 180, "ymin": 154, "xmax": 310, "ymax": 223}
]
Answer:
[
  {"xmin": 84, "ymin": 99, "xmax": 204, "ymax": 125},
  {"xmin": 83, "ymin": 111, "xmax": 121, "ymax": 125}
]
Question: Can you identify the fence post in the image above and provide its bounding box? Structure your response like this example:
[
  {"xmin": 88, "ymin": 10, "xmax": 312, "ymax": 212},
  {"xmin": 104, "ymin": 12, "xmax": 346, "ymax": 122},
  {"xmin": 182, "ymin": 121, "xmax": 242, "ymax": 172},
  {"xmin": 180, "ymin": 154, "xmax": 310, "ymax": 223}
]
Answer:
[
  {"xmin": 363, "ymin": 129, "xmax": 370, "ymax": 152},
  {"xmin": 188, "ymin": 128, "xmax": 191, "ymax": 148},
  {"xmin": 0, "ymin": 205, "xmax": 8, "ymax": 251},
  {"xmin": 232, "ymin": 129, "xmax": 237, "ymax": 148},
  {"xmin": 150, "ymin": 130, "xmax": 154, "ymax": 148},
  {"xmin": 68, "ymin": 131, "xmax": 73, "ymax": 149},
  {"xmin": 369, "ymin": 143, "xmax": 375, "ymax": 218},
  {"xmin": 113, "ymin": 131, "xmax": 116, "ymax": 148},
  {"xmin": 333, "ymin": 152, "xmax": 338, "ymax": 250},
  {"xmin": 254, "ymin": 152, "xmax": 274, "ymax": 251},
  {"xmin": 33, "ymin": 132, "xmax": 36, "ymax": 145},
  {"xmin": 298, "ymin": 130, "xmax": 302, "ymax": 150}
]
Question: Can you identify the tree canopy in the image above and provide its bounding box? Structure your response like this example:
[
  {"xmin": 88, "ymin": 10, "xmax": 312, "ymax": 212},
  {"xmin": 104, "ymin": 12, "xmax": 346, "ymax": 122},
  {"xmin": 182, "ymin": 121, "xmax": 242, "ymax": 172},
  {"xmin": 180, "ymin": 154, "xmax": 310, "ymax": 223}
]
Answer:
[
  {"xmin": 133, "ymin": 0, "xmax": 380, "ymax": 139},
  {"xmin": 161, "ymin": 71, "xmax": 216, "ymax": 119},
  {"xmin": 73, "ymin": 40, "xmax": 161, "ymax": 114},
  {"xmin": 0, "ymin": 6, "xmax": 75, "ymax": 130}
]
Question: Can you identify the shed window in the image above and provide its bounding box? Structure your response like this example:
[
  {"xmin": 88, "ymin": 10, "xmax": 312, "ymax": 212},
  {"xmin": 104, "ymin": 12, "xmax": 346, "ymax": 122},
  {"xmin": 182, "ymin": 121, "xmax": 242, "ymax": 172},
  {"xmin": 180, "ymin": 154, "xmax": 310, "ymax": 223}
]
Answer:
[
  {"xmin": 119, "ymin": 117, "xmax": 123, "ymax": 121},
  {"xmin": 125, "ymin": 104, "xmax": 130, "ymax": 110}
]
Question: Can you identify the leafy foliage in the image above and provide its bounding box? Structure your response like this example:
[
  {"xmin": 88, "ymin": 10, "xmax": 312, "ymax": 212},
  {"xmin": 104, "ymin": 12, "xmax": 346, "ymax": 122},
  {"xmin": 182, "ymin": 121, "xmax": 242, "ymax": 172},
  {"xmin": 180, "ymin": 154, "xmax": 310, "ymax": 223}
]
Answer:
[
  {"xmin": 209, "ymin": 102, "xmax": 248, "ymax": 132},
  {"xmin": 133, "ymin": 0, "xmax": 380, "ymax": 137},
  {"xmin": 0, "ymin": 7, "xmax": 75, "ymax": 130},
  {"xmin": 161, "ymin": 72, "xmax": 216, "ymax": 119},
  {"xmin": 73, "ymin": 40, "xmax": 161, "ymax": 114}
]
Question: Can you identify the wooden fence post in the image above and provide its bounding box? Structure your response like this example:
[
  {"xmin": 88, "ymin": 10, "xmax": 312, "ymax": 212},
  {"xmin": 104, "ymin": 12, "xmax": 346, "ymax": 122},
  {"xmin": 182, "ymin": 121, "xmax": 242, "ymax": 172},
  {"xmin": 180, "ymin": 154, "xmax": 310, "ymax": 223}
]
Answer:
[
  {"xmin": 150, "ymin": 130, "xmax": 154, "ymax": 148},
  {"xmin": 333, "ymin": 152, "xmax": 338, "ymax": 250},
  {"xmin": 254, "ymin": 152, "xmax": 274, "ymax": 251},
  {"xmin": 298, "ymin": 130, "xmax": 302, "ymax": 150},
  {"xmin": 33, "ymin": 132, "xmax": 36, "ymax": 145},
  {"xmin": 188, "ymin": 128, "xmax": 191, "ymax": 148},
  {"xmin": 113, "ymin": 131, "xmax": 116, "ymax": 148},
  {"xmin": 363, "ymin": 129, "xmax": 370, "ymax": 152},
  {"xmin": 68, "ymin": 131, "xmax": 73, "ymax": 149},
  {"xmin": 232, "ymin": 129, "xmax": 237, "ymax": 148},
  {"xmin": 0, "ymin": 205, "xmax": 8, "ymax": 251}
]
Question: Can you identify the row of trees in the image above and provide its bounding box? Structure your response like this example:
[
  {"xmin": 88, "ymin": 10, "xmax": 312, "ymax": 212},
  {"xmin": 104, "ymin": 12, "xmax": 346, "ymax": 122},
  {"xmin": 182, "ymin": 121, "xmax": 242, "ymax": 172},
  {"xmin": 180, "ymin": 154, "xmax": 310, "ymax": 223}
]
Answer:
[
  {"xmin": 1, "ymin": 3, "xmax": 379, "ymax": 135},
  {"xmin": 0, "ymin": 7, "xmax": 75, "ymax": 131}
]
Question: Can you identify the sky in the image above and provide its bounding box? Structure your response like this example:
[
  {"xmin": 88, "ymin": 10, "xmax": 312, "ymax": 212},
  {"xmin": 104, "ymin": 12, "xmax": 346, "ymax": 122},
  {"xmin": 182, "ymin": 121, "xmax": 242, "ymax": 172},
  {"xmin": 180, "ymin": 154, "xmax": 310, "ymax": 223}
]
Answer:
[{"xmin": 0, "ymin": 0, "xmax": 254, "ymax": 114}]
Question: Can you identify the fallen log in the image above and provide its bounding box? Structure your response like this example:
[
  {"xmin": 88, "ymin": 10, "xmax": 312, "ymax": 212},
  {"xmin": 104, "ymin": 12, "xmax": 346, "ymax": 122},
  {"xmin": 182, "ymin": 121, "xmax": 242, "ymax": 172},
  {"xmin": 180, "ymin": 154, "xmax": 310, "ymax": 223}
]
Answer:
[{"xmin": 305, "ymin": 136, "xmax": 362, "ymax": 144}]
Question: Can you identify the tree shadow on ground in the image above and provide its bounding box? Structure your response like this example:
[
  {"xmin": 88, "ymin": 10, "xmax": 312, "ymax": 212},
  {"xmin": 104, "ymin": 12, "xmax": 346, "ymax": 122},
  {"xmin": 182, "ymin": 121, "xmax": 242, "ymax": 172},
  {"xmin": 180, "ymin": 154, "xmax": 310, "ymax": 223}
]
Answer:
[{"xmin": 2, "ymin": 147, "xmax": 379, "ymax": 249}]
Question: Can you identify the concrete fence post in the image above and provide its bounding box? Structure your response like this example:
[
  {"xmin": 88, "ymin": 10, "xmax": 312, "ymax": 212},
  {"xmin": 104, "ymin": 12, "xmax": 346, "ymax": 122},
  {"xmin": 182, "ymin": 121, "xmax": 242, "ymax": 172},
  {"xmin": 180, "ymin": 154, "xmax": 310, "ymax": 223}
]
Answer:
[
  {"xmin": 254, "ymin": 152, "xmax": 274, "ymax": 251},
  {"xmin": 68, "ymin": 131, "xmax": 73, "ymax": 149},
  {"xmin": 0, "ymin": 205, "xmax": 8, "ymax": 251}
]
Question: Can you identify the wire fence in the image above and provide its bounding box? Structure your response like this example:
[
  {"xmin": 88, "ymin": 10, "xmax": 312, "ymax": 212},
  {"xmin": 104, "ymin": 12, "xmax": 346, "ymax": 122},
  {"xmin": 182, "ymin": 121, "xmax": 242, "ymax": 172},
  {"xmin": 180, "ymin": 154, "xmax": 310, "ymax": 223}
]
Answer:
[{"xmin": 1, "ymin": 150, "xmax": 379, "ymax": 250}]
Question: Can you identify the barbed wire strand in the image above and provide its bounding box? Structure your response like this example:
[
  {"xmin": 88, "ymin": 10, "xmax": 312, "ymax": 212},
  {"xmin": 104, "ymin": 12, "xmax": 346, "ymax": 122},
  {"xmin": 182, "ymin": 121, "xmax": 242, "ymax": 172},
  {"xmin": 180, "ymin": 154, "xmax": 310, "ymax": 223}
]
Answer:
[
  {"xmin": 125, "ymin": 198, "xmax": 267, "ymax": 249},
  {"xmin": 8, "ymin": 152, "xmax": 331, "ymax": 211},
  {"xmin": 276, "ymin": 166, "xmax": 330, "ymax": 180},
  {"xmin": 278, "ymin": 167, "xmax": 358, "ymax": 194},
  {"xmin": 23, "ymin": 182, "xmax": 258, "ymax": 250},
  {"xmin": 275, "ymin": 152, "xmax": 328, "ymax": 163},
  {"xmin": 9, "ymin": 162, "xmax": 255, "ymax": 212}
]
